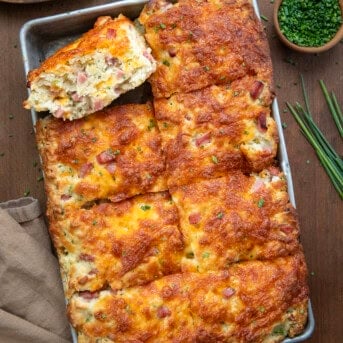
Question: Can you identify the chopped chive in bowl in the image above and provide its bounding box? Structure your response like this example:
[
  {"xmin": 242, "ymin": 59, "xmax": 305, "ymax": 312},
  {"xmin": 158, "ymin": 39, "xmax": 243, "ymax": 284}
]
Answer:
[{"xmin": 278, "ymin": 0, "xmax": 342, "ymax": 47}]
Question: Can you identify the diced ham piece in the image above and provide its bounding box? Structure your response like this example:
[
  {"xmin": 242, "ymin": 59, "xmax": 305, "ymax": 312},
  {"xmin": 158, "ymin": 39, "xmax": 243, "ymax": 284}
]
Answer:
[
  {"xmin": 61, "ymin": 194, "xmax": 72, "ymax": 201},
  {"xmin": 54, "ymin": 107, "xmax": 64, "ymax": 118},
  {"xmin": 268, "ymin": 166, "xmax": 279, "ymax": 176},
  {"xmin": 280, "ymin": 226, "xmax": 294, "ymax": 234},
  {"xmin": 251, "ymin": 178, "xmax": 264, "ymax": 192},
  {"xmin": 106, "ymin": 162, "xmax": 116, "ymax": 174},
  {"xmin": 105, "ymin": 56, "xmax": 120, "ymax": 67},
  {"xmin": 93, "ymin": 99, "xmax": 104, "ymax": 111},
  {"xmin": 106, "ymin": 28, "xmax": 116, "ymax": 39},
  {"xmin": 77, "ymin": 72, "xmax": 88, "ymax": 85},
  {"xmin": 79, "ymin": 253, "xmax": 95, "ymax": 262},
  {"xmin": 157, "ymin": 306, "xmax": 171, "ymax": 318},
  {"xmin": 71, "ymin": 92, "xmax": 82, "ymax": 102},
  {"xmin": 168, "ymin": 48, "xmax": 177, "ymax": 57},
  {"xmin": 189, "ymin": 213, "xmax": 201, "ymax": 225},
  {"xmin": 195, "ymin": 132, "xmax": 211, "ymax": 147},
  {"xmin": 116, "ymin": 70, "xmax": 125, "ymax": 78},
  {"xmin": 96, "ymin": 150, "xmax": 116, "ymax": 164},
  {"xmin": 78, "ymin": 163, "xmax": 93, "ymax": 178},
  {"xmin": 222, "ymin": 287, "xmax": 235, "ymax": 298},
  {"xmin": 79, "ymin": 291, "xmax": 99, "ymax": 300},
  {"xmin": 78, "ymin": 276, "xmax": 89, "ymax": 285},
  {"xmin": 250, "ymin": 81, "xmax": 264, "ymax": 100},
  {"xmin": 89, "ymin": 268, "xmax": 98, "ymax": 275},
  {"xmin": 97, "ymin": 203, "xmax": 109, "ymax": 212},
  {"xmin": 108, "ymin": 333, "xmax": 116, "ymax": 340},
  {"xmin": 143, "ymin": 50, "xmax": 155, "ymax": 62},
  {"xmin": 257, "ymin": 112, "xmax": 267, "ymax": 132}
]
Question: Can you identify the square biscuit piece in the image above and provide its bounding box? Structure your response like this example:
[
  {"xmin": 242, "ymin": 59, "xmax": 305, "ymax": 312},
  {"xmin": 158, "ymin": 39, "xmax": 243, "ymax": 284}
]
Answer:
[
  {"xmin": 50, "ymin": 191, "xmax": 184, "ymax": 298},
  {"xmin": 68, "ymin": 254, "xmax": 308, "ymax": 343},
  {"xmin": 24, "ymin": 15, "xmax": 156, "ymax": 120},
  {"xmin": 36, "ymin": 103, "xmax": 167, "ymax": 213},
  {"xmin": 154, "ymin": 77, "xmax": 277, "ymax": 187},
  {"xmin": 139, "ymin": 0, "xmax": 272, "ymax": 98},
  {"xmin": 170, "ymin": 168, "xmax": 301, "ymax": 273},
  {"xmin": 187, "ymin": 254, "xmax": 308, "ymax": 342}
]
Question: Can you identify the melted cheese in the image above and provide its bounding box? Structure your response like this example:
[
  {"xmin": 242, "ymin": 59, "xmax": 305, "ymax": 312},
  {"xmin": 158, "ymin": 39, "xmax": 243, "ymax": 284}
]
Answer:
[
  {"xmin": 68, "ymin": 255, "xmax": 308, "ymax": 343},
  {"xmin": 50, "ymin": 192, "xmax": 183, "ymax": 298},
  {"xmin": 170, "ymin": 168, "xmax": 300, "ymax": 273},
  {"xmin": 36, "ymin": 102, "xmax": 167, "ymax": 215},
  {"xmin": 139, "ymin": 0, "xmax": 272, "ymax": 97},
  {"xmin": 154, "ymin": 77, "xmax": 277, "ymax": 187}
]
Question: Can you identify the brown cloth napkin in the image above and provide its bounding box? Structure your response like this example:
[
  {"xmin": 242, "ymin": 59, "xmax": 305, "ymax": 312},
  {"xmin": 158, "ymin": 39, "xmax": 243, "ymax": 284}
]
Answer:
[{"xmin": 0, "ymin": 197, "xmax": 72, "ymax": 343}]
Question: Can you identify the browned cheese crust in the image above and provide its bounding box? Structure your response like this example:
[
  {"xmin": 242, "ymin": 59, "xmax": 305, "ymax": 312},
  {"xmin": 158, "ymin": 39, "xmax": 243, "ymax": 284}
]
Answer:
[
  {"xmin": 68, "ymin": 254, "xmax": 308, "ymax": 343},
  {"xmin": 139, "ymin": 0, "xmax": 272, "ymax": 98},
  {"xmin": 154, "ymin": 75, "xmax": 278, "ymax": 186},
  {"xmin": 170, "ymin": 168, "xmax": 300, "ymax": 272},
  {"xmin": 50, "ymin": 191, "xmax": 184, "ymax": 298},
  {"xmin": 35, "ymin": 102, "xmax": 167, "ymax": 216}
]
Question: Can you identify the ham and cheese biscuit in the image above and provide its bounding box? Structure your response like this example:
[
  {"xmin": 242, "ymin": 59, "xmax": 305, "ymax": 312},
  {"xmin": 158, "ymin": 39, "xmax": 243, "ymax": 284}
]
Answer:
[
  {"xmin": 68, "ymin": 254, "xmax": 308, "ymax": 343},
  {"xmin": 154, "ymin": 78, "xmax": 277, "ymax": 187},
  {"xmin": 50, "ymin": 192, "xmax": 184, "ymax": 298},
  {"xmin": 188, "ymin": 253, "xmax": 308, "ymax": 342},
  {"xmin": 69, "ymin": 273, "xmax": 195, "ymax": 343},
  {"xmin": 139, "ymin": 0, "xmax": 272, "ymax": 98},
  {"xmin": 36, "ymin": 103, "xmax": 167, "ymax": 213},
  {"xmin": 170, "ymin": 168, "xmax": 300, "ymax": 273},
  {"xmin": 24, "ymin": 15, "xmax": 156, "ymax": 120}
]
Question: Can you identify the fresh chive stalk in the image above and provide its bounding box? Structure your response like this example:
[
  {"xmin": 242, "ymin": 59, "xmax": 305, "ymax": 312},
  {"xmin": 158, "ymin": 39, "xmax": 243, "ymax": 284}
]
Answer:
[
  {"xmin": 286, "ymin": 77, "xmax": 343, "ymax": 199},
  {"xmin": 319, "ymin": 80, "xmax": 343, "ymax": 138},
  {"xmin": 331, "ymin": 92, "xmax": 343, "ymax": 128}
]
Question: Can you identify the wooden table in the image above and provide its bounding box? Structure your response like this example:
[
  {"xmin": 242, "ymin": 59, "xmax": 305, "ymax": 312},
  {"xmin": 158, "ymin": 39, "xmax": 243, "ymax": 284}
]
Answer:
[{"xmin": 0, "ymin": 1, "xmax": 341, "ymax": 342}]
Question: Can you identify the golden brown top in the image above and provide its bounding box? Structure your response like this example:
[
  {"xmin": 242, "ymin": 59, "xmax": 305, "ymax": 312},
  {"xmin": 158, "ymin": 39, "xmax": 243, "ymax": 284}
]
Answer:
[
  {"xmin": 68, "ymin": 254, "xmax": 308, "ymax": 343},
  {"xmin": 36, "ymin": 103, "xmax": 167, "ymax": 214},
  {"xmin": 171, "ymin": 168, "xmax": 301, "ymax": 273},
  {"xmin": 50, "ymin": 191, "xmax": 183, "ymax": 297},
  {"xmin": 139, "ymin": 0, "xmax": 272, "ymax": 97},
  {"xmin": 154, "ymin": 77, "xmax": 278, "ymax": 187}
]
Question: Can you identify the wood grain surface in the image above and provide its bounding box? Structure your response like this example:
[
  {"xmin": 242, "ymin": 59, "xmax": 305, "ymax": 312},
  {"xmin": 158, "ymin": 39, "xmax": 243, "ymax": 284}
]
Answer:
[{"xmin": 0, "ymin": 1, "xmax": 342, "ymax": 342}]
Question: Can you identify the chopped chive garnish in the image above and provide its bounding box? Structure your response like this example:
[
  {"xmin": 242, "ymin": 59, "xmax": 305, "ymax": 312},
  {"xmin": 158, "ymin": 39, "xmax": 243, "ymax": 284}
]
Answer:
[
  {"xmin": 257, "ymin": 198, "xmax": 265, "ymax": 208},
  {"xmin": 278, "ymin": 0, "xmax": 342, "ymax": 47},
  {"xmin": 162, "ymin": 60, "xmax": 170, "ymax": 67},
  {"xmin": 217, "ymin": 212, "xmax": 224, "ymax": 219},
  {"xmin": 202, "ymin": 252, "xmax": 210, "ymax": 258},
  {"xmin": 211, "ymin": 155, "xmax": 219, "ymax": 164},
  {"xmin": 260, "ymin": 15, "xmax": 268, "ymax": 22},
  {"xmin": 23, "ymin": 189, "xmax": 30, "ymax": 197},
  {"xmin": 148, "ymin": 119, "xmax": 156, "ymax": 130},
  {"xmin": 140, "ymin": 204, "xmax": 151, "ymax": 211}
]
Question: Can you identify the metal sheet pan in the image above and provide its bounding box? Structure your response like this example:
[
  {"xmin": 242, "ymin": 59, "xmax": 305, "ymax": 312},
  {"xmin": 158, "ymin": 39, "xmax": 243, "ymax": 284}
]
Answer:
[{"xmin": 20, "ymin": 1, "xmax": 315, "ymax": 342}]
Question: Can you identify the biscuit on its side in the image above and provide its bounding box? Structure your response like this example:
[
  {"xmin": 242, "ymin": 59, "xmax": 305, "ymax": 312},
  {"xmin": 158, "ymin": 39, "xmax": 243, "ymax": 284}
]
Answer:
[{"xmin": 24, "ymin": 15, "xmax": 156, "ymax": 120}]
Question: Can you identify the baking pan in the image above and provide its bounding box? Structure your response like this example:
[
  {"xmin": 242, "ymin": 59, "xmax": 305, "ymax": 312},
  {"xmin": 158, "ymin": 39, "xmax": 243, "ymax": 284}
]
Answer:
[{"xmin": 20, "ymin": 0, "xmax": 315, "ymax": 342}]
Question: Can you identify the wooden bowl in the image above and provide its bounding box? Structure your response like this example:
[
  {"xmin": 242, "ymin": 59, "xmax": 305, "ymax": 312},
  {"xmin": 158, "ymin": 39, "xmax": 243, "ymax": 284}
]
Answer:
[{"xmin": 273, "ymin": 0, "xmax": 343, "ymax": 53}]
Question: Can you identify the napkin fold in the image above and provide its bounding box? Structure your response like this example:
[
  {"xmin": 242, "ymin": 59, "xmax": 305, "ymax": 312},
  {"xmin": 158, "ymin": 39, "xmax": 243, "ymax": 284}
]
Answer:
[{"xmin": 0, "ymin": 197, "xmax": 72, "ymax": 343}]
